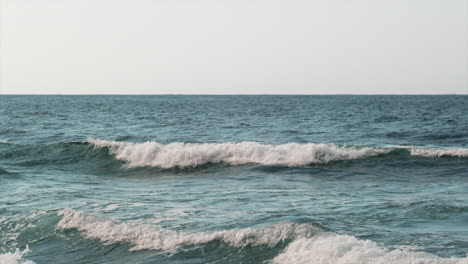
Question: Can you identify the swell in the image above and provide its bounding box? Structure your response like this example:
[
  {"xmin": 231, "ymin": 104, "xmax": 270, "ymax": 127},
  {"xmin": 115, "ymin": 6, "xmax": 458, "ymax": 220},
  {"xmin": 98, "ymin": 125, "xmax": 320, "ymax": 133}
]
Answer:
[
  {"xmin": 56, "ymin": 209, "xmax": 468, "ymax": 264},
  {"xmin": 0, "ymin": 142, "xmax": 122, "ymax": 171},
  {"xmin": 0, "ymin": 167, "xmax": 12, "ymax": 175},
  {"xmin": 1, "ymin": 139, "xmax": 467, "ymax": 170}
]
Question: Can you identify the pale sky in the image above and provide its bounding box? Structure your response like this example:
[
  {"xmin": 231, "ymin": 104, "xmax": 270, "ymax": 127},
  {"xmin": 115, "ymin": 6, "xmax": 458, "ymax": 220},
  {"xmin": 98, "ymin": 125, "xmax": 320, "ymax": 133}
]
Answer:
[{"xmin": 1, "ymin": 0, "xmax": 467, "ymax": 94}]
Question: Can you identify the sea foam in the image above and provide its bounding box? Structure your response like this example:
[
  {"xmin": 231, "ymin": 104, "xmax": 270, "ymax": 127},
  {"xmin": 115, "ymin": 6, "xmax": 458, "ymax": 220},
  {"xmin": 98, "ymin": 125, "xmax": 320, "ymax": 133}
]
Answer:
[
  {"xmin": 88, "ymin": 138, "xmax": 468, "ymax": 169},
  {"xmin": 88, "ymin": 138, "xmax": 389, "ymax": 168},
  {"xmin": 409, "ymin": 147, "xmax": 468, "ymax": 158},
  {"xmin": 57, "ymin": 209, "xmax": 468, "ymax": 264},
  {"xmin": 0, "ymin": 247, "xmax": 35, "ymax": 264},
  {"xmin": 57, "ymin": 208, "xmax": 319, "ymax": 251},
  {"xmin": 272, "ymin": 235, "xmax": 468, "ymax": 264}
]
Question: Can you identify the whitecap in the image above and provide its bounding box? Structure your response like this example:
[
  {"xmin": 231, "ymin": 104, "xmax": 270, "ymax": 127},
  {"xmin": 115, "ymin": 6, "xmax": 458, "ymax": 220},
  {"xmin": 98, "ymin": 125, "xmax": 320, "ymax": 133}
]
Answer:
[
  {"xmin": 409, "ymin": 147, "xmax": 468, "ymax": 158},
  {"xmin": 57, "ymin": 208, "xmax": 319, "ymax": 251},
  {"xmin": 272, "ymin": 234, "xmax": 468, "ymax": 264},
  {"xmin": 103, "ymin": 204, "xmax": 120, "ymax": 212},
  {"xmin": 56, "ymin": 209, "xmax": 468, "ymax": 263},
  {"xmin": 88, "ymin": 138, "xmax": 389, "ymax": 168}
]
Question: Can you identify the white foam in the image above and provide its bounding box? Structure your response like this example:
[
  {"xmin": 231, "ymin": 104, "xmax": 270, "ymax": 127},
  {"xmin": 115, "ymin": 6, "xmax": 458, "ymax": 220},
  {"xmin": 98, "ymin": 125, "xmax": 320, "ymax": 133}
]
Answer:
[
  {"xmin": 56, "ymin": 209, "xmax": 468, "ymax": 262},
  {"xmin": 272, "ymin": 235, "xmax": 468, "ymax": 264},
  {"xmin": 410, "ymin": 147, "xmax": 468, "ymax": 158},
  {"xmin": 57, "ymin": 208, "xmax": 319, "ymax": 251},
  {"xmin": 0, "ymin": 140, "xmax": 8, "ymax": 144},
  {"xmin": 0, "ymin": 247, "xmax": 35, "ymax": 264},
  {"xmin": 88, "ymin": 138, "xmax": 389, "ymax": 168},
  {"xmin": 103, "ymin": 204, "xmax": 120, "ymax": 212}
]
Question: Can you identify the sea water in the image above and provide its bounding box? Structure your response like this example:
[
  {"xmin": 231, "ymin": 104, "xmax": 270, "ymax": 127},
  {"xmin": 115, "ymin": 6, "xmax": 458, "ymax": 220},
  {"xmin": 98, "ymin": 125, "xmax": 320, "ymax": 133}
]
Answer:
[{"xmin": 0, "ymin": 95, "xmax": 467, "ymax": 264}]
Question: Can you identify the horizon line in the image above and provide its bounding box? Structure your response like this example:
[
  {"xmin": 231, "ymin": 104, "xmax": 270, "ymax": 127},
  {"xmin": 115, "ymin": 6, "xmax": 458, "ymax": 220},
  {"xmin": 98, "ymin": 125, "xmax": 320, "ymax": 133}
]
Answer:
[{"xmin": 0, "ymin": 93, "xmax": 467, "ymax": 96}]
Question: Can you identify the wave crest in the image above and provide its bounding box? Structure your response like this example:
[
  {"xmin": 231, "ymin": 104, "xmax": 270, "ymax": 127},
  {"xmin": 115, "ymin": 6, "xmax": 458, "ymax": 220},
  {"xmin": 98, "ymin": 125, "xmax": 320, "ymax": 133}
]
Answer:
[
  {"xmin": 409, "ymin": 147, "xmax": 468, "ymax": 158},
  {"xmin": 56, "ymin": 209, "xmax": 468, "ymax": 263},
  {"xmin": 57, "ymin": 209, "xmax": 320, "ymax": 251},
  {"xmin": 88, "ymin": 139, "xmax": 389, "ymax": 168},
  {"xmin": 272, "ymin": 235, "xmax": 468, "ymax": 264}
]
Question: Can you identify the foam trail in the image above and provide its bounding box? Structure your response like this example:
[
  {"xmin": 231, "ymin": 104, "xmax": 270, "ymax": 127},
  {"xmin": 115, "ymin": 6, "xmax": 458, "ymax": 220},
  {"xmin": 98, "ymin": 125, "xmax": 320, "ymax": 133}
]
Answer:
[
  {"xmin": 410, "ymin": 147, "xmax": 468, "ymax": 158},
  {"xmin": 272, "ymin": 235, "xmax": 468, "ymax": 264},
  {"xmin": 0, "ymin": 247, "xmax": 35, "ymax": 264},
  {"xmin": 88, "ymin": 138, "xmax": 389, "ymax": 168},
  {"xmin": 57, "ymin": 209, "xmax": 319, "ymax": 251}
]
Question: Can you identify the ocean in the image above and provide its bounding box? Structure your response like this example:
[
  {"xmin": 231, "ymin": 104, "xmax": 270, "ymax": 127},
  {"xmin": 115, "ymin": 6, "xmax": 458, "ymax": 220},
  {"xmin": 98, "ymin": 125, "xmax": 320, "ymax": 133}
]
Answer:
[{"xmin": 0, "ymin": 95, "xmax": 467, "ymax": 264}]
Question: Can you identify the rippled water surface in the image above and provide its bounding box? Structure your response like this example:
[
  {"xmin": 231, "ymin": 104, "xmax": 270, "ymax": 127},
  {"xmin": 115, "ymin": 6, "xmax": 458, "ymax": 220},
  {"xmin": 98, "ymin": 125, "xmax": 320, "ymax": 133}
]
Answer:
[{"xmin": 0, "ymin": 95, "xmax": 467, "ymax": 264}]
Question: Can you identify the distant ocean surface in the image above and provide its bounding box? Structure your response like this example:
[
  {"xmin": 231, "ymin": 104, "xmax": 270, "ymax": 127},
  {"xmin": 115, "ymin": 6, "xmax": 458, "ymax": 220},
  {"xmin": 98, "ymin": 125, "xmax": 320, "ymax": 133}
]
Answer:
[{"xmin": 1, "ymin": 95, "xmax": 467, "ymax": 264}]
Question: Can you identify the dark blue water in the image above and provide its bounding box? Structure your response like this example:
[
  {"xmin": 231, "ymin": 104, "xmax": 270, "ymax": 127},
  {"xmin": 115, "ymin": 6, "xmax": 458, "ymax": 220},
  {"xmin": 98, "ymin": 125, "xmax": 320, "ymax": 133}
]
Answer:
[{"xmin": 1, "ymin": 95, "xmax": 467, "ymax": 264}]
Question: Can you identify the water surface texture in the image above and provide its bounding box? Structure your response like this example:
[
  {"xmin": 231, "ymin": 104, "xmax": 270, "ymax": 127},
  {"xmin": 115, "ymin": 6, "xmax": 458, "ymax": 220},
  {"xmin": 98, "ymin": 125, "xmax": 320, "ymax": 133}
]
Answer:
[{"xmin": 1, "ymin": 95, "xmax": 467, "ymax": 264}]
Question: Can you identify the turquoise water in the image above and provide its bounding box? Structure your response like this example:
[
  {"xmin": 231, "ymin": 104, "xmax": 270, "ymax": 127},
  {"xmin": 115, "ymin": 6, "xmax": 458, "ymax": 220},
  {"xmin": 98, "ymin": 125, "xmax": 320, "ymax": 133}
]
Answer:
[{"xmin": 1, "ymin": 95, "xmax": 467, "ymax": 263}]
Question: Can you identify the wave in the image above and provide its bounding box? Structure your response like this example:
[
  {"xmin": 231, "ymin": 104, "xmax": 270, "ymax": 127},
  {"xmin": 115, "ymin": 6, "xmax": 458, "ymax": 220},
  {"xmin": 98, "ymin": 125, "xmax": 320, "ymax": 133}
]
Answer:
[
  {"xmin": 88, "ymin": 139, "xmax": 391, "ymax": 168},
  {"xmin": 0, "ymin": 168, "xmax": 11, "ymax": 175},
  {"xmin": 57, "ymin": 208, "xmax": 320, "ymax": 251},
  {"xmin": 2, "ymin": 139, "xmax": 467, "ymax": 170},
  {"xmin": 0, "ymin": 247, "xmax": 35, "ymax": 264},
  {"xmin": 409, "ymin": 147, "xmax": 468, "ymax": 158},
  {"xmin": 272, "ymin": 235, "xmax": 468, "ymax": 264},
  {"xmin": 57, "ymin": 209, "xmax": 468, "ymax": 264},
  {"xmin": 88, "ymin": 139, "xmax": 468, "ymax": 169},
  {"xmin": 0, "ymin": 141, "xmax": 120, "ymax": 170}
]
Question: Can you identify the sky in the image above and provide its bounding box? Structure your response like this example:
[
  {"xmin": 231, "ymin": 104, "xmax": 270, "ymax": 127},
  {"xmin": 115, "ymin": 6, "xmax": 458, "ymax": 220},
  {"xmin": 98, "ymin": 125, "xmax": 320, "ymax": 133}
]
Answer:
[{"xmin": 1, "ymin": 0, "xmax": 467, "ymax": 94}]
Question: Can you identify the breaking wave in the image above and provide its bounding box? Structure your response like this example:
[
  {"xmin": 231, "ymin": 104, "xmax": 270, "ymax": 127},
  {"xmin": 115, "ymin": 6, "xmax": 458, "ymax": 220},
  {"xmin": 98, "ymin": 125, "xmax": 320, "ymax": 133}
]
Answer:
[
  {"xmin": 272, "ymin": 235, "xmax": 468, "ymax": 264},
  {"xmin": 2, "ymin": 139, "xmax": 467, "ymax": 170},
  {"xmin": 88, "ymin": 139, "xmax": 390, "ymax": 168},
  {"xmin": 57, "ymin": 209, "xmax": 319, "ymax": 251},
  {"xmin": 57, "ymin": 209, "xmax": 468, "ymax": 264},
  {"xmin": 88, "ymin": 138, "xmax": 468, "ymax": 169}
]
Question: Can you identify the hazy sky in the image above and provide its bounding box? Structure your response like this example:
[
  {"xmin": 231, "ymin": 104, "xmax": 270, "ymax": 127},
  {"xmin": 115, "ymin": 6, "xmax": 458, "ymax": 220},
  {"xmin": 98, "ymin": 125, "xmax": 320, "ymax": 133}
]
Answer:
[{"xmin": 1, "ymin": 0, "xmax": 467, "ymax": 94}]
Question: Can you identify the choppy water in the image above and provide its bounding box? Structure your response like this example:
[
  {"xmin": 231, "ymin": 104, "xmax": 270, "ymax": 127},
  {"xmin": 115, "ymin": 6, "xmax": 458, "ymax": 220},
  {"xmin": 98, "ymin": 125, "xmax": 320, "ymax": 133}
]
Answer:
[{"xmin": 1, "ymin": 95, "xmax": 467, "ymax": 264}]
